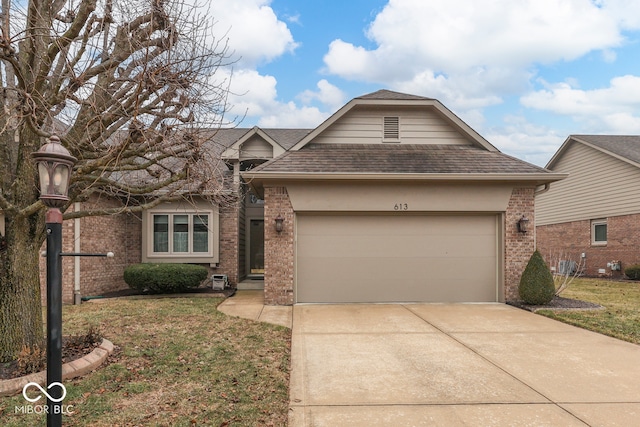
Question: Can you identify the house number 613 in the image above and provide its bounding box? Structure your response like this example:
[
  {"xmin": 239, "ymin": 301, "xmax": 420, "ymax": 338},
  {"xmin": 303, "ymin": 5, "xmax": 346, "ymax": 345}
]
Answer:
[{"xmin": 394, "ymin": 203, "xmax": 408, "ymax": 211}]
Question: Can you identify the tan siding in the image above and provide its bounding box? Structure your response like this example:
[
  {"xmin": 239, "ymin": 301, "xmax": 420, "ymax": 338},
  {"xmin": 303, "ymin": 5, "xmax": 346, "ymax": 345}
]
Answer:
[
  {"xmin": 536, "ymin": 142, "xmax": 640, "ymax": 225},
  {"xmin": 240, "ymin": 135, "xmax": 273, "ymax": 159},
  {"xmin": 312, "ymin": 107, "xmax": 473, "ymax": 145}
]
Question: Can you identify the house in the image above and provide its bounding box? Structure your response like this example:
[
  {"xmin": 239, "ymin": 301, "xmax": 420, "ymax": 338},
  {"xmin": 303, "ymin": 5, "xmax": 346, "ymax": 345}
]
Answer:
[
  {"xmin": 33, "ymin": 89, "xmax": 565, "ymax": 305},
  {"xmin": 536, "ymin": 135, "xmax": 640, "ymax": 277}
]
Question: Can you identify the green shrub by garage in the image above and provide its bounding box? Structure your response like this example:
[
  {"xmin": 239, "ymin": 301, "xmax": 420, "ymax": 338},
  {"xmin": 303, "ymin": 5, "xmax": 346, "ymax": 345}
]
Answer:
[
  {"xmin": 519, "ymin": 250, "xmax": 556, "ymax": 305},
  {"xmin": 124, "ymin": 263, "xmax": 209, "ymax": 293},
  {"xmin": 624, "ymin": 264, "xmax": 640, "ymax": 280}
]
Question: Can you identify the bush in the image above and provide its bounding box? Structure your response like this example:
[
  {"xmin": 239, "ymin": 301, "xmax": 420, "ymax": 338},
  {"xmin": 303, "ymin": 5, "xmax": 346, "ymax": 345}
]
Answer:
[
  {"xmin": 124, "ymin": 263, "xmax": 209, "ymax": 293},
  {"xmin": 519, "ymin": 250, "xmax": 556, "ymax": 305},
  {"xmin": 624, "ymin": 264, "xmax": 640, "ymax": 280}
]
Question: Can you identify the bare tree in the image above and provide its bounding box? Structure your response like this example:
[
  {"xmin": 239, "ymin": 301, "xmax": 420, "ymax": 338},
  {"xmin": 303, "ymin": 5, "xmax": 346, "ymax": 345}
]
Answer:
[
  {"xmin": 0, "ymin": 0, "xmax": 236, "ymax": 361},
  {"xmin": 547, "ymin": 251, "xmax": 585, "ymax": 296}
]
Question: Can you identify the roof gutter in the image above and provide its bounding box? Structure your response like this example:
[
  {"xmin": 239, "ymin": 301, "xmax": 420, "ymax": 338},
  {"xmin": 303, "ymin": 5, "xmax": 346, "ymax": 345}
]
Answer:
[{"xmin": 242, "ymin": 171, "xmax": 568, "ymax": 184}]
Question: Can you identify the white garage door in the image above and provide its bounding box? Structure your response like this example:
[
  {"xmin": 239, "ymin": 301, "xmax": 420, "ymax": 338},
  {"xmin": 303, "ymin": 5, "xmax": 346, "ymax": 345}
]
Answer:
[{"xmin": 296, "ymin": 214, "xmax": 498, "ymax": 303}]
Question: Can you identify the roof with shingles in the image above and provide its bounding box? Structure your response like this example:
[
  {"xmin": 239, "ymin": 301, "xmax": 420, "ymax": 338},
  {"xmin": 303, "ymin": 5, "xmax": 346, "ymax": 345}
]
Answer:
[
  {"xmin": 567, "ymin": 135, "xmax": 640, "ymax": 167},
  {"xmin": 209, "ymin": 128, "xmax": 311, "ymax": 153},
  {"xmin": 249, "ymin": 143, "xmax": 551, "ymax": 175},
  {"xmin": 356, "ymin": 89, "xmax": 435, "ymax": 101}
]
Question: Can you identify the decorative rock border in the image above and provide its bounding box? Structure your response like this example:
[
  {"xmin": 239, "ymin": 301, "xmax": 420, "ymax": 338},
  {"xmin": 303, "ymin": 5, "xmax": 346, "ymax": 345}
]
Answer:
[{"xmin": 0, "ymin": 339, "xmax": 114, "ymax": 397}]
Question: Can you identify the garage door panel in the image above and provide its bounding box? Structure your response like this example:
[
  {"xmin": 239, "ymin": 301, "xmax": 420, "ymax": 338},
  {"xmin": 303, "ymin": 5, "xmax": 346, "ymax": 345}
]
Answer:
[
  {"xmin": 296, "ymin": 214, "xmax": 498, "ymax": 303},
  {"xmin": 298, "ymin": 234, "xmax": 495, "ymax": 259}
]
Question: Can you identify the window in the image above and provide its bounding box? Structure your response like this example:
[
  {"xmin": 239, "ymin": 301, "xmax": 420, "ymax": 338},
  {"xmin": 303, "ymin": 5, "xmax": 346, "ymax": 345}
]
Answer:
[
  {"xmin": 591, "ymin": 219, "xmax": 607, "ymax": 245},
  {"xmin": 151, "ymin": 212, "xmax": 211, "ymax": 255}
]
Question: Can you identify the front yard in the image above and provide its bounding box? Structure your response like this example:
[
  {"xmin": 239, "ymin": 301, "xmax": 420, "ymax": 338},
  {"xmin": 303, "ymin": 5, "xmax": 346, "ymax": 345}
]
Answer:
[
  {"xmin": 0, "ymin": 297, "xmax": 291, "ymax": 426},
  {"xmin": 538, "ymin": 278, "xmax": 640, "ymax": 345},
  {"xmin": 1, "ymin": 278, "xmax": 637, "ymax": 426}
]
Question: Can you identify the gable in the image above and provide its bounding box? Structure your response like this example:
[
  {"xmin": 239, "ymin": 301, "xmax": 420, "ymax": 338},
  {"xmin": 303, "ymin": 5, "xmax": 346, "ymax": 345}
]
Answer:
[
  {"xmin": 536, "ymin": 141, "xmax": 640, "ymax": 225},
  {"xmin": 289, "ymin": 91, "xmax": 497, "ymax": 152},
  {"xmin": 310, "ymin": 106, "xmax": 475, "ymax": 146},
  {"xmin": 240, "ymin": 135, "xmax": 275, "ymax": 160}
]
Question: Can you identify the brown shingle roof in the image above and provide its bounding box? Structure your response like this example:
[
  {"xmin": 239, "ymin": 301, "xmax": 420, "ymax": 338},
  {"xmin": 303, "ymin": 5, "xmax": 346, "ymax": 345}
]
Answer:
[
  {"xmin": 250, "ymin": 144, "xmax": 550, "ymax": 175},
  {"xmin": 572, "ymin": 135, "xmax": 640, "ymax": 166},
  {"xmin": 356, "ymin": 89, "xmax": 434, "ymax": 101}
]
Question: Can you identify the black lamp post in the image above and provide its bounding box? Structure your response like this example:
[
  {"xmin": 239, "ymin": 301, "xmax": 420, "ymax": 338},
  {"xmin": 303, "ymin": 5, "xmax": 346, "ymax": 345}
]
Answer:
[{"xmin": 32, "ymin": 135, "xmax": 77, "ymax": 427}]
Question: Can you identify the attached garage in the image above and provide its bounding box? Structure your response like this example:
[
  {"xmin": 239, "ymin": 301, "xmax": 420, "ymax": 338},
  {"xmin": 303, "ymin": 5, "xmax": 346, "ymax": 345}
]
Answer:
[
  {"xmin": 296, "ymin": 214, "xmax": 498, "ymax": 303},
  {"xmin": 242, "ymin": 90, "xmax": 566, "ymax": 305}
]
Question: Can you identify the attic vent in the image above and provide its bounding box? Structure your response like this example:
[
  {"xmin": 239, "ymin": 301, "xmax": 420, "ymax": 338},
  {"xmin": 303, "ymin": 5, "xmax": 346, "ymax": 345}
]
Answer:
[{"xmin": 383, "ymin": 116, "xmax": 400, "ymax": 141}]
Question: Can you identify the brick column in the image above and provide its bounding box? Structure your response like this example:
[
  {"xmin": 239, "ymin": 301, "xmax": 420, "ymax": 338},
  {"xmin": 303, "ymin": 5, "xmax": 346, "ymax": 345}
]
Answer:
[
  {"xmin": 505, "ymin": 187, "xmax": 536, "ymax": 302},
  {"xmin": 219, "ymin": 203, "xmax": 240, "ymax": 286},
  {"xmin": 264, "ymin": 186, "xmax": 294, "ymax": 305}
]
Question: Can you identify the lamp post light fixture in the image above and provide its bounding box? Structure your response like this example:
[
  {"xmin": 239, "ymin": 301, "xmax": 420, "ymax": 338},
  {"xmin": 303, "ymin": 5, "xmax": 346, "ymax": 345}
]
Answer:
[
  {"xmin": 274, "ymin": 214, "xmax": 284, "ymax": 233},
  {"xmin": 32, "ymin": 135, "xmax": 77, "ymax": 427},
  {"xmin": 517, "ymin": 215, "xmax": 530, "ymax": 233}
]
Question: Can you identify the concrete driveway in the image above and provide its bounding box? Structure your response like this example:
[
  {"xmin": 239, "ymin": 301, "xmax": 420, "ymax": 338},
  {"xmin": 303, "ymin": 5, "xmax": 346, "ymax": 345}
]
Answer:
[{"xmin": 289, "ymin": 303, "xmax": 640, "ymax": 426}]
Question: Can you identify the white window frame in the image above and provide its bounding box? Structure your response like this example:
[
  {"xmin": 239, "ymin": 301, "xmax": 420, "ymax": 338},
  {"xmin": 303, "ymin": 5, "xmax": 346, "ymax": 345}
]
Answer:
[
  {"xmin": 143, "ymin": 202, "xmax": 219, "ymax": 264},
  {"xmin": 591, "ymin": 219, "xmax": 607, "ymax": 246}
]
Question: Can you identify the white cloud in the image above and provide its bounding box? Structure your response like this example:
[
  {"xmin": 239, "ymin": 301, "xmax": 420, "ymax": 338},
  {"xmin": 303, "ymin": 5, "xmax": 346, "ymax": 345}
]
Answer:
[
  {"xmin": 258, "ymin": 102, "xmax": 328, "ymax": 128},
  {"xmin": 322, "ymin": 0, "xmax": 632, "ymax": 113},
  {"xmin": 521, "ymin": 75, "xmax": 640, "ymax": 133},
  {"xmin": 298, "ymin": 80, "xmax": 346, "ymax": 110},
  {"xmin": 210, "ymin": 0, "xmax": 298, "ymax": 67},
  {"xmin": 485, "ymin": 116, "xmax": 567, "ymax": 166}
]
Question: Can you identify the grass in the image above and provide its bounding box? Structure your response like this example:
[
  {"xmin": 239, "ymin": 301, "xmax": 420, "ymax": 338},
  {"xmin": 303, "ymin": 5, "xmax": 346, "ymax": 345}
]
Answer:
[
  {"xmin": 0, "ymin": 297, "xmax": 291, "ymax": 426},
  {"xmin": 538, "ymin": 278, "xmax": 640, "ymax": 345}
]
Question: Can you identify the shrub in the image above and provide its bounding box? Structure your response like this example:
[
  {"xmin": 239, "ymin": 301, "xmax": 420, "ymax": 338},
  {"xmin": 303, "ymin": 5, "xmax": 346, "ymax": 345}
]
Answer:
[
  {"xmin": 624, "ymin": 264, "xmax": 640, "ymax": 280},
  {"xmin": 519, "ymin": 250, "xmax": 556, "ymax": 305},
  {"xmin": 124, "ymin": 263, "xmax": 208, "ymax": 293}
]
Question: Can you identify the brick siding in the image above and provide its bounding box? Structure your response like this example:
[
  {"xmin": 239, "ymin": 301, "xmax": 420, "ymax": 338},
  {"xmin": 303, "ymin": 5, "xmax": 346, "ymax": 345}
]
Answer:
[
  {"xmin": 537, "ymin": 213, "xmax": 640, "ymax": 278},
  {"xmin": 217, "ymin": 203, "xmax": 240, "ymax": 286},
  {"xmin": 39, "ymin": 198, "xmax": 141, "ymax": 304},
  {"xmin": 505, "ymin": 187, "xmax": 536, "ymax": 302},
  {"xmin": 263, "ymin": 186, "xmax": 294, "ymax": 305},
  {"xmin": 39, "ymin": 195, "xmax": 241, "ymax": 305}
]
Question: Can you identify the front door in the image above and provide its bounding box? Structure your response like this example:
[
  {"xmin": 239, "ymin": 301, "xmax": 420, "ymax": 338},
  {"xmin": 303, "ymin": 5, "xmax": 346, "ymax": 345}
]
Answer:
[{"xmin": 249, "ymin": 219, "xmax": 264, "ymax": 275}]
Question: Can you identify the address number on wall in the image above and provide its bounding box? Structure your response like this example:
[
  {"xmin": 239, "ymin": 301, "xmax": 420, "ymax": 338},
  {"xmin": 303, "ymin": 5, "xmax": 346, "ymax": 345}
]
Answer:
[{"xmin": 393, "ymin": 203, "xmax": 409, "ymax": 211}]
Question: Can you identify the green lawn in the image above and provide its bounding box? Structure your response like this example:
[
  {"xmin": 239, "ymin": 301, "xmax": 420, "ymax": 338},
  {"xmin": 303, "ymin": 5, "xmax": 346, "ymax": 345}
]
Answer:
[
  {"xmin": 538, "ymin": 278, "xmax": 640, "ymax": 345},
  {"xmin": 0, "ymin": 297, "xmax": 291, "ymax": 426}
]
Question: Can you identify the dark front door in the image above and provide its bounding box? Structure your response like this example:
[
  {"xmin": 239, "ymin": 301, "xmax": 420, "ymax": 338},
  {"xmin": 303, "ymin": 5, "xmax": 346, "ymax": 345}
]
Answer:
[{"xmin": 249, "ymin": 219, "xmax": 264, "ymax": 275}]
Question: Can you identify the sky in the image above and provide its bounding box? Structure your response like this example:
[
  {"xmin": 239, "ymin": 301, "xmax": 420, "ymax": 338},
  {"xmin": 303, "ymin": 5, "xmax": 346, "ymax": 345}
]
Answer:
[{"xmin": 207, "ymin": 0, "xmax": 640, "ymax": 166}]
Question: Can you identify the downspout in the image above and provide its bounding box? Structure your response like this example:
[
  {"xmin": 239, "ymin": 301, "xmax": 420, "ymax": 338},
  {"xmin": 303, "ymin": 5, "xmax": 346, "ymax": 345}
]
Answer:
[
  {"xmin": 74, "ymin": 202, "xmax": 81, "ymax": 305},
  {"xmin": 534, "ymin": 183, "xmax": 551, "ymax": 196}
]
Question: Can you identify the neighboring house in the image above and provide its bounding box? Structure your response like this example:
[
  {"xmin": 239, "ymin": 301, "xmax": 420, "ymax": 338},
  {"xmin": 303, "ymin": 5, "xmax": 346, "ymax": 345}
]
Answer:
[
  {"xmin": 25, "ymin": 89, "xmax": 564, "ymax": 305},
  {"xmin": 536, "ymin": 135, "xmax": 640, "ymax": 277}
]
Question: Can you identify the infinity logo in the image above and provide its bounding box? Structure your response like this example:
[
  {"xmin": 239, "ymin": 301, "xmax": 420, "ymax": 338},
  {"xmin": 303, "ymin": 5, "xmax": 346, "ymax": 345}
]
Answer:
[{"xmin": 22, "ymin": 382, "xmax": 67, "ymax": 403}]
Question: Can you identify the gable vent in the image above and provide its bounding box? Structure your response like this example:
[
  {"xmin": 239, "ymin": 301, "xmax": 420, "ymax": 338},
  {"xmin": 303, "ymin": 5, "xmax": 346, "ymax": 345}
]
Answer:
[{"xmin": 383, "ymin": 116, "xmax": 400, "ymax": 141}]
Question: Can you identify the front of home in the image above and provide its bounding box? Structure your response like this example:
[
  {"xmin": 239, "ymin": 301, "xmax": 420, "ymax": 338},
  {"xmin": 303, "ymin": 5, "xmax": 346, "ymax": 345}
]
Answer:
[
  {"xmin": 33, "ymin": 90, "xmax": 565, "ymax": 305},
  {"xmin": 536, "ymin": 135, "xmax": 640, "ymax": 277}
]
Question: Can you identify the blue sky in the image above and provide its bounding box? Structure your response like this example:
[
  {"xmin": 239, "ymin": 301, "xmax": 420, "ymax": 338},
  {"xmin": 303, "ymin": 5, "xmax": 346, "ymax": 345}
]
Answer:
[{"xmin": 209, "ymin": 0, "xmax": 640, "ymax": 166}]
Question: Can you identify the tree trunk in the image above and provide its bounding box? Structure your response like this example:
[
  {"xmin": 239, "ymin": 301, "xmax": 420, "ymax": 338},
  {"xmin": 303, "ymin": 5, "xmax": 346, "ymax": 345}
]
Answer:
[{"xmin": 0, "ymin": 214, "xmax": 45, "ymax": 362}]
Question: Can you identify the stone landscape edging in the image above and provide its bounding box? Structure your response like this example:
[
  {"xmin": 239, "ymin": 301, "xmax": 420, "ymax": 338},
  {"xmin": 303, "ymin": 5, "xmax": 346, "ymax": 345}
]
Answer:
[{"xmin": 0, "ymin": 338, "xmax": 114, "ymax": 397}]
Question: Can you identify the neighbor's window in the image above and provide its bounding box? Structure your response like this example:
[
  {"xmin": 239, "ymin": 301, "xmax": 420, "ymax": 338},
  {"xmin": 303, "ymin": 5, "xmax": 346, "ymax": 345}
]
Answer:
[
  {"xmin": 152, "ymin": 213, "xmax": 210, "ymax": 255},
  {"xmin": 591, "ymin": 219, "xmax": 607, "ymax": 245}
]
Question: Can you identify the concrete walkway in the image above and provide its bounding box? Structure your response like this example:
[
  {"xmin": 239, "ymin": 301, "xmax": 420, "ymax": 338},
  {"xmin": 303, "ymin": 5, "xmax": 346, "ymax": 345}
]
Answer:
[
  {"xmin": 289, "ymin": 303, "xmax": 640, "ymax": 426},
  {"xmin": 217, "ymin": 289, "xmax": 292, "ymax": 328}
]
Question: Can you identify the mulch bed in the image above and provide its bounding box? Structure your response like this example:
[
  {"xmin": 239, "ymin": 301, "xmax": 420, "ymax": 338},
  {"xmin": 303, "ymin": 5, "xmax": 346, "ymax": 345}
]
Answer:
[
  {"xmin": 0, "ymin": 336, "xmax": 102, "ymax": 380},
  {"xmin": 508, "ymin": 295, "xmax": 603, "ymax": 312}
]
